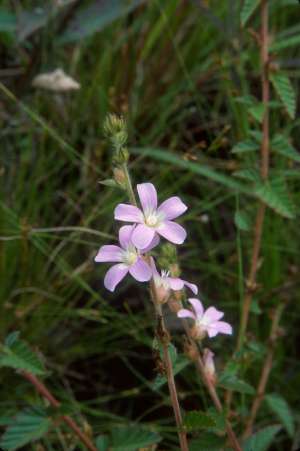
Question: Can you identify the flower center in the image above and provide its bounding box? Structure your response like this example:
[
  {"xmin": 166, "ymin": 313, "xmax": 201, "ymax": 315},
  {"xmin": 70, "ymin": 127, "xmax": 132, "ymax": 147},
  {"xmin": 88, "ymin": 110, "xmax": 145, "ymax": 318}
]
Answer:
[
  {"xmin": 154, "ymin": 270, "xmax": 170, "ymax": 290},
  {"xmin": 122, "ymin": 245, "xmax": 138, "ymax": 266},
  {"xmin": 144, "ymin": 209, "xmax": 164, "ymax": 228}
]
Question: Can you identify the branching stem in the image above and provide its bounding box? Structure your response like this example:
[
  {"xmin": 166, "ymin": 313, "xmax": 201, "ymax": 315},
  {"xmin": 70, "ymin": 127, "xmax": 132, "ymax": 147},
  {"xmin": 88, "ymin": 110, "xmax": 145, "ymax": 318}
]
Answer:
[{"xmin": 22, "ymin": 371, "xmax": 97, "ymax": 451}]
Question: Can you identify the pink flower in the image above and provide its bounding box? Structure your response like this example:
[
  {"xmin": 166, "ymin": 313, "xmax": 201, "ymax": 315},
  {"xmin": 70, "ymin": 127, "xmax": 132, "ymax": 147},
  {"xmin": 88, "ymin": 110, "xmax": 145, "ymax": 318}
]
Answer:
[
  {"xmin": 177, "ymin": 298, "xmax": 232, "ymax": 339},
  {"xmin": 114, "ymin": 183, "xmax": 187, "ymax": 249},
  {"xmin": 95, "ymin": 225, "xmax": 158, "ymax": 292},
  {"xmin": 150, "ymin": 258, "xmax": 197, "ymax": 303}
]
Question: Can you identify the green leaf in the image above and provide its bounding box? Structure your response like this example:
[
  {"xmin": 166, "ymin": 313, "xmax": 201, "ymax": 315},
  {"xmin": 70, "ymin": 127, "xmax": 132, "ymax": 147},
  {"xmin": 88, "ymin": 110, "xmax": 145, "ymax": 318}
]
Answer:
[
  {"xmin": 184, "ymin": 411, "xmax": 216, "ymax": 432},
  {"xmin": 234, "ymin": 210, "xmax": 252, "ymax": 231},
  {"xmin": 255, "ymin": 179, "xmax": 296, "ymax": 219},
  {"xmin": 219, "ymin": 374, "xmax": 255, "ymax": 395},
  {"xmin": 241, "ymin": 0, "xmax": 260, "ymax": 26},
  {"xmin": 0, "ymin": 408, "xmax": 51, "ymax": 450},
  {"xmin": 0, "ymin": 339, "xmax": 45, "ymax": 375},
  {"xmin": 272, "ymin": 135, "xmax": 300, "ymax": 163},
  {"xmin": 271, "ymin": 73, "xmax": 296, "ymax": 119},
  {"xmin": 249, "ymin": 103, "xmax": 265, "ymax": 123},
  {"xmin": 265, "ymin": 394, "xmax": 295, "ymax": 437},
  {"xmin": 233, "ymin": 168, "xmax": 261, "ymax": 183},
  {"xmin": 59, "ymin": 0, "xmax": 146, "ymax": 44},
  {"xmin": 5, "ymin": 331, "xmax": 20, "ymax": 347},
  {"xmin": 243, "ymin": 425, "xmax": 282, "ymax": 451},
  {"xmin": 189, "ymin": 433, "xmax": 226, "ymax": 451},
  {"xmin": 132, "ymin": 147, "xmax": 250, "ymax": 194},
  {"xmin": 271, "ymin": 34, "xmax": 300, "ymax": 53},
  {"xmin": 96, "ymin": 435, "xmax": 110, "ymax": 451},
  {"xmin": 231, "ymin": 140, "xmax": 259, "ymax": 154},
  {"xmin": 0, "ymin": 9, "xmax": 16, "ymax": 32},
  {"xmin": 111, "ymin": 426, "xmax": 161, "ymax": 451}
]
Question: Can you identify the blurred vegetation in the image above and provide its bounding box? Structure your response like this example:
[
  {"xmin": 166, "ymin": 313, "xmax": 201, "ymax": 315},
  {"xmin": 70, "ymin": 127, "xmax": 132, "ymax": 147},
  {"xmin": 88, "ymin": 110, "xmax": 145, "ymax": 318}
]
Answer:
[{"xmin": 1, "ymin": 0, "xmax": 300, "ymax": 449}]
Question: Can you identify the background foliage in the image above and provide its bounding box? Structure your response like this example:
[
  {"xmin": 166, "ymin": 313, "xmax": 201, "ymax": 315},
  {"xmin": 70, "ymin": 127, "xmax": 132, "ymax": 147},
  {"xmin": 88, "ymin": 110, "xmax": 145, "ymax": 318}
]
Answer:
[{"xmin": 1, "ymin": 0, "xmax": 300, "ymax": 449}]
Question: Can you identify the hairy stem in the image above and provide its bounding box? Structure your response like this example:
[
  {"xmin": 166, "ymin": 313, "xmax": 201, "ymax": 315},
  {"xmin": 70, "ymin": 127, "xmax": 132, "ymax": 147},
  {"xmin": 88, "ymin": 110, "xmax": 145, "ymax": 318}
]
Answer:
[
  {"xmin": 121, "ymin": 163, "xmax": 188, "ymax": 450},
  {"xmin": 243, "ymin": 303, "xmax": 284, "ymax": 438},
  {"xmin": 237, "ymin": 0, "xmax": 270, "ymax": 351},
  {"xmin": 151, "ymin": 286, "xmax": 189, "ymax": 451},
  {"xmin": 22, "ymin": 371, "xmax": 97, "ymax": 451}
]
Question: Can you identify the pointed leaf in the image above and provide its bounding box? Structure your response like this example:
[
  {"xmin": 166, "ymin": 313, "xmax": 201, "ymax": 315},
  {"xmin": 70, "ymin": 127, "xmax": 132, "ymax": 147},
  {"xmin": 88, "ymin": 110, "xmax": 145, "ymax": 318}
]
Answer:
[
  {"xmin": 0, "ymin": 340, "xmax": 45, "ymax": 375},
  {"xmin": 243, "ymin": 425, "xmax": 282, "ymax": 451},
  {"xmin": 189, "ymin": 433, "xmax": 226, "ymax": 451},
  {"xmin": 271, "ymin": 73, "xmax": 296, "ymax": 119},
  {"xmin": 183, "ymin": 411, "xmax": 216, "ymax": 432},
  {"xmin": 234, "ymin": 210, "xmax": 252, "ymax": 231},
  {"xmin": 219, "ymin": 374, "xmax": 255, "ymax": 395},
  {"xmin": 232, "ymin": 140, "xmax": 259, "ymax": 154},
  {"xmin": 265, "ymin": 394, "xmax": 295, "ymax": 437},
  {"xmin": 241, "ymin": 0, "xmax": 260, "ymax": 26},
  {"xmin": 272, "ymin": 135, "xmax": 300, "ymax": 163},
  {"xmin": 255, "ymin": 179, "xmax": 296, "ymax": 219},
  {"xmin": 0, "ymin": 409, "xmax": 51, "ymax": 451}
]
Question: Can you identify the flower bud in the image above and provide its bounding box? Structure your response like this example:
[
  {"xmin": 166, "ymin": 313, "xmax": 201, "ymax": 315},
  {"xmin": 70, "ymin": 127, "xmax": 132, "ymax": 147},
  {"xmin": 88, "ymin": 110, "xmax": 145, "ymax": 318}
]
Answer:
[
  {"xmin": 190, "ymin": 324, "xmax": 206, "ymax": 341},
  {"xmin": 168, "ymin": 297, "xmax": 182, "ymax": 313},
  {"xmin": 103, "ymin": 114, "xmax": 129, "ymax": 164},
  {"xmin": 113, "ymin": 167, "xmax": 127, "ymax": 188},
  {"xmin": 203, "ymin": 348, "xmax": 217, "ymax": 385}
]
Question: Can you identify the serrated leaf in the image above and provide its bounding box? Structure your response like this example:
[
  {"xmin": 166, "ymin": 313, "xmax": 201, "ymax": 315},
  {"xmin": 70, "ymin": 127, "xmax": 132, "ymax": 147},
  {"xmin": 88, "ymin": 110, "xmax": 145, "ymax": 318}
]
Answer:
[
  {"xmin": 232, "ymin": 140, "xmax": 259, "ymax": 154},
  {"xmin": 271, "ymin": 73, "xmax": 296, "ymax": 119},
  {"xmin": 234, "ymin": 210, "xmax": 252, "ymax": 231},
  {"xmin": 189, "ymin": 433, "xmax": 226, "ymax": 451},
  {"xmin": 255, "ymin": 179, "xmax": 296, "ymax": 219},
  {"xmin": 265, "ymin": 394, "xmax": 295, "ymax": 437},
  {"xmin": 0, "ymin": 340, "xmax": 45, "ymax": 375},
  {"xmin": 0, "ymin": 408, "xmax": 51, "ymax": 451},
  {"xmin": 271, "ymin": 34, "xmax": 300, "ymax": 53},
  {"xmin": 249, "ymin": 103, "xmax": 265, "ymax": 123},
  {"xmin": 184, "ymin": 411, "xmax": 216, "ymax": 432},
  {"xmin": 272, "ymin": 135, "xmax": 300, "ymax": 162},
  {"xmin": 243, "ymin": 425, "xmax": 282, "ymax": 451},
  {"xmin": 219, "ymin": 374, "xmax": 255, "ymax": 395},
  {"xmin": 241, "ymin": 0, "xmax": 260, "ymax": 26},
  {"xmin": 111, "ymin": 426, "xmax": 161, "ymax": 451}
]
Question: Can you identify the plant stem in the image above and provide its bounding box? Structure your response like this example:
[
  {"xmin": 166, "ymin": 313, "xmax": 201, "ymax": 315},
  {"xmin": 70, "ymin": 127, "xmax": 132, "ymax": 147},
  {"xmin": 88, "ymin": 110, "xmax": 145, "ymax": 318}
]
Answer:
[
  {"xmin": 237, "ymin": 0, "xmax": 270, "ymax": 352},
  {"xmin": 150, "ymin": 284, "xmax": 189, "ymax": 451},
  {"xmin": 22, "ymin": 371, "xmax": 97, "ymax": 451},
  {"xmin": 243, "ymin": 302, "xmax": 284, "ymax": 438},
  {"xmin": 181, "ymin": 320, "xmax": 242, "ymax": 451},
  {"xmin": 121, "ymin": 163, "xmax": 188, "ymax": 450}
]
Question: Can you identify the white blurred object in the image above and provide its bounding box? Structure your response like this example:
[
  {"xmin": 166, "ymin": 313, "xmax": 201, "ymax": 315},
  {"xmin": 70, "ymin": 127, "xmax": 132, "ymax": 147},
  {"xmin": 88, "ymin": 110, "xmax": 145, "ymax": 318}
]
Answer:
[{"xmin": 32, "ymin": 69, "xmax": 80, "ymax": 92}]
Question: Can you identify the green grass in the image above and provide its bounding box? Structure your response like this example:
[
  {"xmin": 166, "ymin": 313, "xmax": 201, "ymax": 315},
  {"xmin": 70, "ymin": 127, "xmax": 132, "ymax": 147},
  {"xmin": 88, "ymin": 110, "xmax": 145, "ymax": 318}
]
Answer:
[{"xmin": 1, "ymin": 0, "xmax": 300, "ymax": 449}]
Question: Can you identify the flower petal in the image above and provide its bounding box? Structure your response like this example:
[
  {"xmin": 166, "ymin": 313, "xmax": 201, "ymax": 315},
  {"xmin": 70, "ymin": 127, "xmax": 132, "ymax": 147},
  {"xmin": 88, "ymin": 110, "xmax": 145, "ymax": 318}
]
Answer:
[
  {"xmin": 158, "ymin": 196, "xmax": 187, "ymax": 220},
  {"xmin": 183, "ymin": 281, "xmax": 198, "ymax": 294},
  {"xmin": 149, "ymin": 257, "xmax": 159, "ymax": 277},
  {"xmin": 202, "ymin": 307, "xmax": 224, "ymax": 324},
  {"xmin": 114, "ymin": 204, "xmax": 143, "ymax": 223},
  {"xmin": 129, "ymin": 258, "xmax": 152, "ymax": 282},
  {"xmin": 188, "ymin": 298, "xmax": 204, "ymax": 318},
  {"xmin": 207, "ymin": 321, "xmax": 232, "ymax": 338},
  {"xmin": 131, "ymin": 223, "xmax": 155, "ymax": 249},
  {"xmin": 119, "ymin": 225, "xmax": 135, "ymax": 249},
  {"xmin": 158, "ymin": 221, "xmax": 187, "ymax": 244},
  {"xmin": 141, "ymin": 234, "xmax": 160, "ymax": 253},
  {"xmin": 104, "ymin": 264, "xmax": 128, "ymax": 292},
  {"xmin": 168, "ymin": 277, "xmax": 184, "ymax": 291},
  {"xmin": 95, "ymin": 245, "xmax": 122, "ymax": 263},
  {"xmin": 137, "ymin": 183, "xmax": 157, "ymax": 212},
  {"xmin": 177, "ymin": 309, "xmax": 196, "ymax": 320}
]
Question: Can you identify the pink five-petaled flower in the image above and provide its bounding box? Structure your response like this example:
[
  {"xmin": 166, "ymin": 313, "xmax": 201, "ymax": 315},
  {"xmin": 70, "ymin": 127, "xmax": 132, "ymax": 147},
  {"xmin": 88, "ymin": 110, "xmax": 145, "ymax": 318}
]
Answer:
[
  {"xmin": 150, "ymin": 257, "xmax": 197, "ymax": 303},
  {"xmin": 177, "ymin": 298, "xmax": 232, "ymax": 340},
  {"xmin": 114, "ymin": 183, "xmax": 188, "ymax": 249},
  {"xmin": 95, "ymin": 225, "xmax": 158, "ymax": 292}
]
